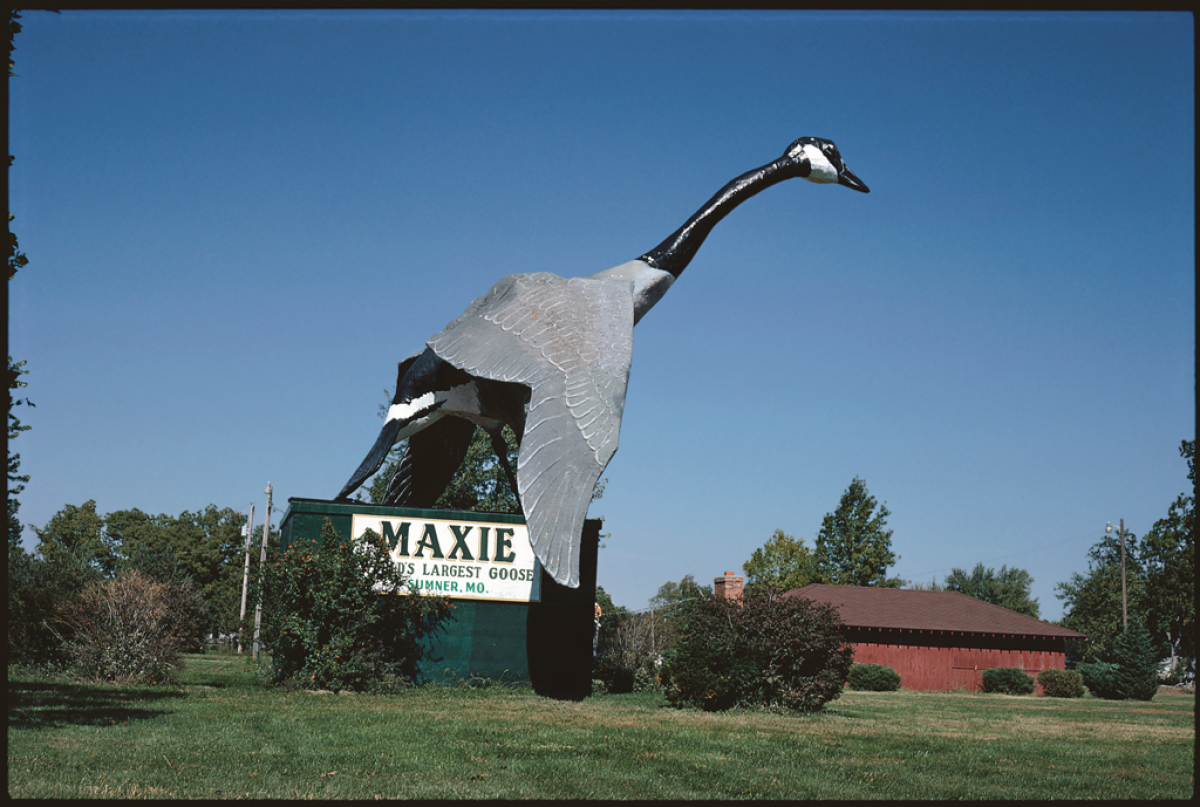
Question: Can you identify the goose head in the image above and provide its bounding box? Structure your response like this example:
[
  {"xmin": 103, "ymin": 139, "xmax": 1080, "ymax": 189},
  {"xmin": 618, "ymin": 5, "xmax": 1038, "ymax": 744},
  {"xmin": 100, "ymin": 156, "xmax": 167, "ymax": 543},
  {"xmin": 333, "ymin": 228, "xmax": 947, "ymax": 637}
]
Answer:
[{"xmin": 783, "ymin": 136, "xmax": 870, "ymax": 193}]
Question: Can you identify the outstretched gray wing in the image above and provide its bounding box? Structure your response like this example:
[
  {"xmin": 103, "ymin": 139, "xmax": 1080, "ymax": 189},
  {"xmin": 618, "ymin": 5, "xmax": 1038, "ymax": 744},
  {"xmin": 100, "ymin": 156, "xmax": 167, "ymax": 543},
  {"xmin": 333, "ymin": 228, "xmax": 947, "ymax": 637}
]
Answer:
[{"xmin": 426, "ymin": 272, "xmax": 634, "ymax": 587}]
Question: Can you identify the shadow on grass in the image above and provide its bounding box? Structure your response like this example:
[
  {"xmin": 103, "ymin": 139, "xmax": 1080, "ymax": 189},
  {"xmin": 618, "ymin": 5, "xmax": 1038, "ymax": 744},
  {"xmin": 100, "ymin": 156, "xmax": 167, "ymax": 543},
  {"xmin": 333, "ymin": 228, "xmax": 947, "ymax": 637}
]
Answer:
[{"xmin": 8, "ymin": 679, "xmax": 186, "ymax": 730}]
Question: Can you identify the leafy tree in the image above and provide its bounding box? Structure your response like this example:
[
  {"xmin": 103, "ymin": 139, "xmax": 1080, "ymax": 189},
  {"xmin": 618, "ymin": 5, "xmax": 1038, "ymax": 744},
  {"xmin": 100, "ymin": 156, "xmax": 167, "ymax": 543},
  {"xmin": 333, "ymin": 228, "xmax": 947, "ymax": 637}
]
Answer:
[
  {"xmin": 593, "ymin": 585, "xmax": 630, "ymax": 658},
  {"xmin": 107, "ymin": 505, "xmax": 258, "ymax": 640},
  {"xmin": 814, "ymin": 477, "xmax": 902, "ymax": 587},
  {"xmin": 938, "ymin": 563, "xmax": 1040, "ymax": 618},
  {"xmin": 7, "ymin": 10, "xmax": 49, "ymax": 551},
  {"xmin": 1141, "ymin": 439, "xmax": 1194, "ymax": 664},
  {"xmin": 7, "ymin": 10, "xmax": 32, "ymax": 549},
  {"xmin": 363, "ymin": 428, "xmax": 522, "ymax": 514},
  {"xmin": 7, "ymin": 356, "xmax": 32, "ymax": 550},
  {"xmin": 1055, "ymin": 529, "xmax": 1148, "ymax": 663},
  {"xmin": 743, "ymin": 528, "xmax": 822, "ymax": 593},
  {"xmin": 33, "ymin": 500, "xmax": 114, "ymax": 574},
  {"xmin": 8, "ymin": 544, "xmax": 102, "ymax": 667},
  {"xmin": 634, "ymin": 574, "xmax": 713, "ymax": 661},
  {"xmin": 359, "ymin": 390, "xmax": 611, "ymax": 523},
  {"xmin": 650, "ymin": 573, "xmax": 711, "ymax": 610}
]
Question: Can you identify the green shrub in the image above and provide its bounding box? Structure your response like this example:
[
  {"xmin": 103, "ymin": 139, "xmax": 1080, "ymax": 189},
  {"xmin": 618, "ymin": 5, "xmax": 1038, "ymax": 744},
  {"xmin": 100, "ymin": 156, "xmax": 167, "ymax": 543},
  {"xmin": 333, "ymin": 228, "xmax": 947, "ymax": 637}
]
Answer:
[
  {"xmin": 262, "ymin": 519, "xmax": 450, "ymax": 692},
  {"xmin": 1078, "ymin": 616, "xmax": 1160, "ymax": 700},
  {"xmin": 7, "ymin": 546, "xmax": 102, "ymax": 669},
  {"xmin": 56, "ymin": 569, "xmax": 205, "ymax": 684},
  {"xmin": 593, "ymin": 653, "xmax": 636, "ymax": 694},
  {"xmin": 1158, "ymin": 656, "xmax": 1189, "ymax": 686},
  {"xmin": 981, "ymin": 666, "xmax": 1035, "ymax": 695},
  {"xmin": 1037, "ymin": 668, "xmax": 1084, "ymax": 698},
  {"xmin": 847, "ymin": 663, "xmax": 901, "ymax": 691},
  {"xmin": 593, "ymin": 652, "xmax": 663, "ymax": 694},
  {"xmin": 659, "ymin": 588, "xmax": 853, "ymax": 713},
  {"xmin": 1077, "ymin": 661, "xmax": 1120, "ymax": 697}
]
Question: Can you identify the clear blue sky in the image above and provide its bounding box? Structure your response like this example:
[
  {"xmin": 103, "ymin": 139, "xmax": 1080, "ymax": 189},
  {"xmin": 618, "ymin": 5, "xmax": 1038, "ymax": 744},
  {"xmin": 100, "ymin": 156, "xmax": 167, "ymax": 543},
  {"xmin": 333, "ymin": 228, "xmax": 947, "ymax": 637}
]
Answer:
[{"xmin": 9, "ymin": 10, "xmax": 1193, "ymax": 621}]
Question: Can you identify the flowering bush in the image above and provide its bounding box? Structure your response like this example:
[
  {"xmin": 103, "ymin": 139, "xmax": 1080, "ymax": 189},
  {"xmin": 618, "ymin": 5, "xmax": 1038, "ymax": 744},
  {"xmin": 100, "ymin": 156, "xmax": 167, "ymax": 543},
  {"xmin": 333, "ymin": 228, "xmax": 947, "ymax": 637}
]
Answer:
[
  {"xmin": 262, "ymin": 519, "xmax": 450, "ymax": 692},
  {"xmin": 659, "ymin": 588, "xmax": 853, "ymax": 713}
]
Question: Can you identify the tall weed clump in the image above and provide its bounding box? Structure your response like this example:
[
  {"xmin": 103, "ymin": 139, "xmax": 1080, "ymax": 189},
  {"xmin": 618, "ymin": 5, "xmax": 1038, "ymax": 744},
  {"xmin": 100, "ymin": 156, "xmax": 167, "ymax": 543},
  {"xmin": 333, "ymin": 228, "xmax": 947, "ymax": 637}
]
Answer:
[
  {"xmin": 262, "ymin": 519, "xmax": 451, "ymax": 692},
  {"xmin": 659, "ymin": 588, "xmax": 853, "ymax": 713},
  {"xmin": 56, "ymin": 569, "xmax": 206, "ymax": 684}
]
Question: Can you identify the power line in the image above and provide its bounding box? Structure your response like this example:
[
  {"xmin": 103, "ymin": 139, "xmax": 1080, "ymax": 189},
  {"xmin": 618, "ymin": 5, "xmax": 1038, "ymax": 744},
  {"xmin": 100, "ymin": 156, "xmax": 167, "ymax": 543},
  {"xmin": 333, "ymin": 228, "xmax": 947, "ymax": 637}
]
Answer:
[{"xmin": 904, "ymin": 528, "xmax": 1109, "ymax": 583}]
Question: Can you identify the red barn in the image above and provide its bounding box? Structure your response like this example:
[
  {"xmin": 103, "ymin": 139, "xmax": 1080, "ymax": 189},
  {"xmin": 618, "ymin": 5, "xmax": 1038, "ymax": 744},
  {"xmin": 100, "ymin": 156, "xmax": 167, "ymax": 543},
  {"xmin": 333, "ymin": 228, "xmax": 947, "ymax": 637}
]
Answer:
[{"xmin": 785, "ymin": 584, "xmax": 1087, "ymax": 692}]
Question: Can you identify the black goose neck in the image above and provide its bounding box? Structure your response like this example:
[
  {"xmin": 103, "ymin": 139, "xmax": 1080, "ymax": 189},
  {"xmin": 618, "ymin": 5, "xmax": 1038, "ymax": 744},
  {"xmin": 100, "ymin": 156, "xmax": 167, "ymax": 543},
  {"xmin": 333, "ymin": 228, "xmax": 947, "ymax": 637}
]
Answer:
[{"xmin": 638, "ymin": 157, "xmax": 799, "ymax": 279}]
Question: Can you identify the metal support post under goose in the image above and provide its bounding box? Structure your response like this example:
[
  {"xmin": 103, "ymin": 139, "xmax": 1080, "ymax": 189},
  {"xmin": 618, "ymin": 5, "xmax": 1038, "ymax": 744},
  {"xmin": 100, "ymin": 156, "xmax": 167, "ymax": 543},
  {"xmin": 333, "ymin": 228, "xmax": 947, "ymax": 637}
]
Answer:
[{"xmin": 336, "ymin": 137, "xmax": 870, "ymax": 589}]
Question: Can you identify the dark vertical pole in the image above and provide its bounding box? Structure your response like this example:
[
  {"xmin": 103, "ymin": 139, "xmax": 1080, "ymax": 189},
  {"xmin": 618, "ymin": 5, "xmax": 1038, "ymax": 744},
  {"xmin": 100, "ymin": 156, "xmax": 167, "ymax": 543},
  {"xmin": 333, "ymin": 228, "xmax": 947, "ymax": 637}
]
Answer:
[
  {"xmin": 1119, "ymin": 518, "xmax": 1128, "ymax": 629},
  {"xmin": 237, "ymin": 503, "xmax": 254, "ymax": 654},
  {"xmin": 253, "ymin": 482, "xmax": 273, "ymax": 661}
]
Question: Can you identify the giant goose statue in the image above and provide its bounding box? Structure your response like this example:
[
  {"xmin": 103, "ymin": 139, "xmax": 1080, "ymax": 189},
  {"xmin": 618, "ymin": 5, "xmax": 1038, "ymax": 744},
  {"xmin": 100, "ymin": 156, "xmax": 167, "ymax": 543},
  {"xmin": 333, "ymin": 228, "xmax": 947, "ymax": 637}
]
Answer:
[{"xmin": 336, "ymin": 136, "xmax": 869, "ymax": 588}]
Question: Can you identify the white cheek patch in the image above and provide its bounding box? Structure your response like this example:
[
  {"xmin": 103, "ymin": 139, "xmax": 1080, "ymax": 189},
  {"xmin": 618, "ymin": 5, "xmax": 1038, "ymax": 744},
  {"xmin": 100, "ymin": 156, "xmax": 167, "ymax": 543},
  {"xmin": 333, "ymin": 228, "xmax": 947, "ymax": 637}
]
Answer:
[
  {"xmin": 802, "ymin": 144, "xmax": 839, "ymax": 183},
  {"xmin": 386, "ymin": 391, "xmax": 437, "ymax": 424}
]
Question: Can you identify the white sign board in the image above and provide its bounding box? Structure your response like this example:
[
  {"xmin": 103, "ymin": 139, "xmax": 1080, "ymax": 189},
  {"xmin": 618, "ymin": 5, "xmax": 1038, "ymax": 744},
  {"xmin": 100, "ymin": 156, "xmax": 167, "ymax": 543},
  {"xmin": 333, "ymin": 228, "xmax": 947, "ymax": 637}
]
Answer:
[{"xmin": 350, "ymin": 514, "xmax": 541, "ymax": 603}]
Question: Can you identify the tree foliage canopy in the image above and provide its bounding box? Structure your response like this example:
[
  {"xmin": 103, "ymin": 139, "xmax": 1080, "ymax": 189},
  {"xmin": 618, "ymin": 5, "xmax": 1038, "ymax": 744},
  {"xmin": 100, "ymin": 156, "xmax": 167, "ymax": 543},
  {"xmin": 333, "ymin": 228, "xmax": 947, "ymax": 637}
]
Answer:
[
  {"xmin": 363, "ymin": 427, "xmax": 523, "ymax": 514},
  {"xmin": 27, "ymin": 501, "xmax": 259, "ymax": 641},
  {"xmin": 1140, "ymin": 439, "xmax": 1194, "ymax": 661},
  {"xmin": 743, "ymin": 529, "xmax": 821, "ymax": 593},
  {"xmin": 1056, "ymin": 528, "xmax": 1147, "ymax": 662},
  {"xmin": 1056, "ymin": 439, "xmax": 1193, "ymax": 663},
  {"xmin": 8, "ymin": 9, "xmax": 33, "ymax": 550},
  {"xmin": 937, "ymin": 563, "xmax": 1040, "ymax": 618},
  {"xmin": 814, "ymin": 477, "xmax": 901, "ymax": 587},
  {"xmin": 33, "ymin": 500, "xmax": 110, "ymax": 573}
]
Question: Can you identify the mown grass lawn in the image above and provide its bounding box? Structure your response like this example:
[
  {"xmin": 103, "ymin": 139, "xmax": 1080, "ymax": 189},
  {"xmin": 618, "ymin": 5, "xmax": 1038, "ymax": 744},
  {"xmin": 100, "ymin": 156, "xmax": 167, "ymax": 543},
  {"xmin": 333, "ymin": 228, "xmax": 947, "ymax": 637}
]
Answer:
[{"xmin": 8, "ymin": 653, "xmax": 1194, "ymax": 799}]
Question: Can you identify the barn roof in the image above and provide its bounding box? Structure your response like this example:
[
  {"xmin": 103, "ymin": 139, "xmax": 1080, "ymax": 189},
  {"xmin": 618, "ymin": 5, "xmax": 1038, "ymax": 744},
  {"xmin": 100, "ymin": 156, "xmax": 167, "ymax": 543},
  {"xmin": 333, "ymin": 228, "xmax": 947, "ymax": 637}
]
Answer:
[{"xmin": 784, "ymin": 584, "xmax": 1086, "ymax": 639}]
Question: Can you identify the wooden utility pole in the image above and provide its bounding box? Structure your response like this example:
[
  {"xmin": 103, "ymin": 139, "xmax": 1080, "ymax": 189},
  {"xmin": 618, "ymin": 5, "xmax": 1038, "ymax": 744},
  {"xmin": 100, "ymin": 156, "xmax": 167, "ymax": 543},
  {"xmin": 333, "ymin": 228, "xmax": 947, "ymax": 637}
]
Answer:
[
  {"xmin": 253, "ymin": 482, "xmax": 273, "ymax": 661},
  {"xmin": 1107, "ymin": 518, "xmax": 1128, "ymax": 629},
  {"xmin": 237, "ymin": 503, "xmax": 254, "ymax": 654},
  {"xmin": 1118, "ymin": 518, "xmax": 1128, "ymax": 629}
]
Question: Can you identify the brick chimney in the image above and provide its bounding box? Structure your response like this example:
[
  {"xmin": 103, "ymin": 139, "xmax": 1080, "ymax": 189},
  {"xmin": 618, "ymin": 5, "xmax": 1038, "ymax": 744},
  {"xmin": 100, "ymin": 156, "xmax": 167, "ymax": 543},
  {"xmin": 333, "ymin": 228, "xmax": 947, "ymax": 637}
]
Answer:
[{"xmin": 713, "ymin": 571, "xmax": 743, "ymax": 602}]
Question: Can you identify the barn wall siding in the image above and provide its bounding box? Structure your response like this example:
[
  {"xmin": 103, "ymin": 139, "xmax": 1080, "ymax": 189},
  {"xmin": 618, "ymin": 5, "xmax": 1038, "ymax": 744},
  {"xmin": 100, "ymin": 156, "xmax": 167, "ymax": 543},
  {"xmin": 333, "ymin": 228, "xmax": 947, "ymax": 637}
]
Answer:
[{"xmin": 846, "ymin": 629, "xmax": 1068, "ymax": 692}]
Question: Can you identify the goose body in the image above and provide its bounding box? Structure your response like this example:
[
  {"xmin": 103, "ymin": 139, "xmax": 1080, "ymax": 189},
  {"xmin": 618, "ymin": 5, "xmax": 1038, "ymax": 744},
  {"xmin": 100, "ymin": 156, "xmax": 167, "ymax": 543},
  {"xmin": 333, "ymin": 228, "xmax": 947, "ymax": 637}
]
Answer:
[{"xmin": 336, "ymin": 137, "xmax": 868, "ymax": 587}]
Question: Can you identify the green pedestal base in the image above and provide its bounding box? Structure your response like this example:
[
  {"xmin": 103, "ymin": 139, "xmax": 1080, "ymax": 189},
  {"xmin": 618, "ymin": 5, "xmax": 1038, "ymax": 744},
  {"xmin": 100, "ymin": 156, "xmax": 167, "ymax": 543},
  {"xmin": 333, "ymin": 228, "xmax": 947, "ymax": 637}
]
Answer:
[{"xmin": 279, "ymin": 498, "xmax": 599, "ymax": 699}]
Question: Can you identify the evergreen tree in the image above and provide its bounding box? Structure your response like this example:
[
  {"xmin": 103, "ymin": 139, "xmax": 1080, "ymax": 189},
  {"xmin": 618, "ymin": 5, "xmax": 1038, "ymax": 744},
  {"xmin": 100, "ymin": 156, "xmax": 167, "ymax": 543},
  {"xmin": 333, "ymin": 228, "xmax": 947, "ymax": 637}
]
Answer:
[
  {"xmin": 1080, "ymin": 615, "xmax": 1162, "ymax": 701},
  {"xmin": 814, "ymin": 477, "xmax": 902, "ymax": 587}
]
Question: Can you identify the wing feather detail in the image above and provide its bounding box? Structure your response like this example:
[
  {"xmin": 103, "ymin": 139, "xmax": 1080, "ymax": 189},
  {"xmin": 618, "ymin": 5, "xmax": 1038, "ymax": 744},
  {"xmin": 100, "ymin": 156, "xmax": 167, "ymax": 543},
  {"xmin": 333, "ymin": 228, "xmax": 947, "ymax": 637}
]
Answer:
[{"xmin": 426, "ymin": 273, "xmax": 634, "ymax": 586}]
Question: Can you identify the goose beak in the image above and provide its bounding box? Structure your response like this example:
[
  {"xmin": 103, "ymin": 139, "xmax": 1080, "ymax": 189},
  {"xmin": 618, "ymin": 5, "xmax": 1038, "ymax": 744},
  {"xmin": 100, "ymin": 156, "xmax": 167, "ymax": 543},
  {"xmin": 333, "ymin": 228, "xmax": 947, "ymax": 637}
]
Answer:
[{"xmin": 838, "ymin": 164, "xmax": 870, "ymax": 193}]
